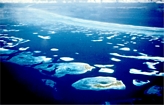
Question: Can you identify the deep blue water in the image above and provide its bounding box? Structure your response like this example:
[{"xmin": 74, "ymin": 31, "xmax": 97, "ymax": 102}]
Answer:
[{"xmin": 0, "ymin": 3, "xmax": 164, "ymax": 104}]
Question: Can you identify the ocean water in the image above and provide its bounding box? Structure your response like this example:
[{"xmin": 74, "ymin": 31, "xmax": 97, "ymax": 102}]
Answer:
[{"xmin": 0, "ymin": 3, "xmax": 164, "ymax": 104}]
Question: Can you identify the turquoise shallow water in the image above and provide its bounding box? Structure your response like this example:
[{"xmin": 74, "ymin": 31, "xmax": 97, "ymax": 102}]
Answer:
[{"xmin": 0, "ymin": 3, "xmax": 163, "ymax": 104}]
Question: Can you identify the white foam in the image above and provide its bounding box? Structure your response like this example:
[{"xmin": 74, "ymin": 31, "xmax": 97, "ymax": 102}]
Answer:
[
  {"xmin": 117, "ymin": 44, "xmax": 124, "ymax": 46},
  {"xmin": 34, "ymin": 51, "xmax": 41, "ymax": 53},
  {"xmin": 38, "ymin": 35, "xmax": 51, "ymax": 39},
  {"xmin": 113, "ymin": 46, "xmax": 119, "ymax": 48},
  {"xmin": 9, "ymin": 29, "xmax": 20, "ymax": 32},
  {"xmin": 131, "ymin": 37, "xmax": 136, "ymax": 40},
  {"xmin": 91, "ymin": 39, "xmax": 103, "ymax": 42},
  {"xmin": 6, "ymin": 43, "xmax": 13, "ymax": 47},
  {"xmin": 0, "ymin": 36, "xmax": 30, "ymax": 48},
  {"xmin": 119, "ymin": 47, "xmax": 130, "ymax": 51},
  {"xmin": 94, "ymin": 64, "xmax": 114, "ymax": 68},
  {"xmin": 50, "ymin": 48, "xmax": 59, "ymax": 51},
  {"xmin": 53, "ymin": 55, "xmax": 58, "ymax": 57},
  {"xmin": 143, "ymin": 62, "xmax": 159, "ymax": 69},
  {"xmin": 155, "ymin": 45, "xmax": 160, "ymax": 47},
  {"xmin": 133, "ymin": 49, "xmax": 137, "ymax": 52},
  {"xmin": 133, "ymin": 79, "xmax": 150, "ymax": 86},
  {"xmin": 12, "ymin": 39, "xmax": 17, "ymax": 42},
  {"xmin": 3, "ymin": 29, "xmax": 8, "ymax": 32},
  {"xmin": 130, "ymin": 68, "xmax": 164, "ymax": 76},
  {"xmin": 86, "ymin": 33, "xmax": 93, "ymax": 36},
  {"xmin": 139, "ymin": 53, "xmax": 148, "ymax": 56},
  {"xmin": 106, "ymin": 42, "xmax": 112, "ymax": 44},
  {"xmin": 106, "ymin": 34, "xmax": 118, "ymax": 40},
  {"xmin": 60, "ymin": 57, "xmax": 74, "ymax": 61},
  {"xmin": 33, "ymin": 32, "xmax": 38, "ymax": 34},
  {"xmin": 132, "ymin": 42, "xmax": 136, "ymax": 44},
  {"xmin": 19, "ymin": 47, "xmax": 29, "ymax": 51},
  {"xmin": 48, "ymin": 31, "xmax": 56, "ymax": 34},
  {"xmin": 0, "ymin": 48, "xmax": 9, "ymax": 51},
  {"xmin": 39, "ymin": 56, "xmax": 52, "ymax": 63},
  {"xmin": 111, "ymin": 58, "xmax": 121, "ymax": 62},
  {"xmin": 99, "ymin": 68, "xmax": 114, "ymax": 73},
  {"xmin": 110, "ymin": 53, "xmax": 164, "ymax": 62},
  {"xmin": 75, "ymin": 52, "xmax": 79, "ymax": 55}
]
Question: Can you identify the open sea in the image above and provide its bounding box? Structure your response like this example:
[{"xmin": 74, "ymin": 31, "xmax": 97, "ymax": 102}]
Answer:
[{"xmin": 0, "ymin": 3, "xmax": 164, "ymax": 104}]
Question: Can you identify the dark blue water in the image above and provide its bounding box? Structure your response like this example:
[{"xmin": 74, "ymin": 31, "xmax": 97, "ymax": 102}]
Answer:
[{"xmin": 1, "ymin": 3, "xmax": 164, "ymax": 104}]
